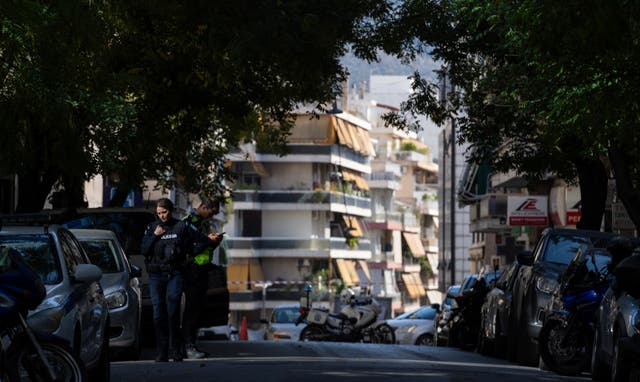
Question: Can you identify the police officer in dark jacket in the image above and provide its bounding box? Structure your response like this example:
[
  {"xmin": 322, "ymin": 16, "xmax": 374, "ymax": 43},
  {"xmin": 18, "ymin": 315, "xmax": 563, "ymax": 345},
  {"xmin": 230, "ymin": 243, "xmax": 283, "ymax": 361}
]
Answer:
[
  {"xmin": 182, "ymin": 197, "xmax": 224, "ymax": 359},
  {"xmin": 141, "ymin": 198, "xmax": 208, "ymax": 362}
]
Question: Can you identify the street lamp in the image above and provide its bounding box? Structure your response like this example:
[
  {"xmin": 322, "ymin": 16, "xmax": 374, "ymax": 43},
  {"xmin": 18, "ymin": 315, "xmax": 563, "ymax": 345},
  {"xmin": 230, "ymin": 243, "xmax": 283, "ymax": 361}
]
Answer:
[{"xmin": 255, "ymin": 281, "xmax": 273, "ymax": 320}]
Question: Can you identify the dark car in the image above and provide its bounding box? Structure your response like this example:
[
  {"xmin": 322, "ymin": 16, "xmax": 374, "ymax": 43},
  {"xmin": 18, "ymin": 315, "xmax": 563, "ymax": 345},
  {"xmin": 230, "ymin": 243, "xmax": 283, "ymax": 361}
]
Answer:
[
  {"xmin": 0, "ymin": 222, "xmax": 110, "ymax": 381},
  {"xmin": 509, "ymin": 228, "xmax": 616, "ymax": 366},
  {"xmin": 478, "ymin": 261, "xmax": 521, "ymax": 358}
]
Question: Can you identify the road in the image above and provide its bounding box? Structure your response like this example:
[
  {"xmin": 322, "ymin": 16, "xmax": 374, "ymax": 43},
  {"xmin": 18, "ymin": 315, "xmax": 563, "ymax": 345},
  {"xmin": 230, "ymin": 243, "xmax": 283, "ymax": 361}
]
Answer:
[{"xmin": 111, "ymin": 341, "xmax": 590, "ymax": 382}]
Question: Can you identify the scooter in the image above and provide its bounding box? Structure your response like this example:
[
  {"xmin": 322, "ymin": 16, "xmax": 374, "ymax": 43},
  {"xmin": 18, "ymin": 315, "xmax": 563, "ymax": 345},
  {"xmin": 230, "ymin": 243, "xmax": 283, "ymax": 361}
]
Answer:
[
  {"xmin": 0, "ymin": 247, "xmax": 85, "ymax": 381},
  {"xmin": 296, "ymin": 285, "xmax": 395, "ymax": 344}
]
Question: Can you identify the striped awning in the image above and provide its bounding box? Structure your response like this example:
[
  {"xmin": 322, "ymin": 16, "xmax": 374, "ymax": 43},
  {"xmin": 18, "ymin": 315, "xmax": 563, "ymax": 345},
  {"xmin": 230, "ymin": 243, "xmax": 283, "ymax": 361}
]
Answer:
[{"xmin": 402, "ymin": 232, "xmax": 426, "ymax": 258}]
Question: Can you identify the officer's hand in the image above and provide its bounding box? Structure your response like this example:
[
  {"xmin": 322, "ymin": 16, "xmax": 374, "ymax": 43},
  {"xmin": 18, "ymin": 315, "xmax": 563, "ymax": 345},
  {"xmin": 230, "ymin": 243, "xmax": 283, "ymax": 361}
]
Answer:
[{"xmin": 154, "ymin": 226, "xmax": 166, "ymax": 236}]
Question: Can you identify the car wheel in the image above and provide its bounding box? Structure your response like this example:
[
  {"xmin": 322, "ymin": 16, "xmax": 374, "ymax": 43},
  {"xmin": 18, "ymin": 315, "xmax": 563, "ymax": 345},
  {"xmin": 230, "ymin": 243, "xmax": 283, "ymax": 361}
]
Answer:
[
  {"xmin": 89, "ymin": 328, "xmax": 110, "ymax": 382},
  {"xmin": 415, "ymin": 334, "xmax": 435, "ymax": 346},
  {"xmin": 611, "ymin": 327, "xmax": 630, "ymax": 382},
  {"xmin": 591, "ymin": 326, "xmax": 610, "ymax": 381}
]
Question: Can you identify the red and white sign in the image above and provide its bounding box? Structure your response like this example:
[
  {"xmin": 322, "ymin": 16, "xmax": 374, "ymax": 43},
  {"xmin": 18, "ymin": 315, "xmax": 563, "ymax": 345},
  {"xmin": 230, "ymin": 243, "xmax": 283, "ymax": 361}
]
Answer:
[
  {"xmin": 508, "ymin": 196, "xmax": 549, "ymax": 226},
  {"xmin": 566, "ymin": 211, "xmax": 581, "ymax": 226}
]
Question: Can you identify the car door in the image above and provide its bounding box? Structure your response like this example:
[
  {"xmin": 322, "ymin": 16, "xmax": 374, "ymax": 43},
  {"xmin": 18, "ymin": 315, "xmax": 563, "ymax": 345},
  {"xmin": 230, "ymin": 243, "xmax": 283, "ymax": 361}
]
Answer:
[{"xmin": 59, "ymin": 229, "xmax": 106, "ymax": 365}]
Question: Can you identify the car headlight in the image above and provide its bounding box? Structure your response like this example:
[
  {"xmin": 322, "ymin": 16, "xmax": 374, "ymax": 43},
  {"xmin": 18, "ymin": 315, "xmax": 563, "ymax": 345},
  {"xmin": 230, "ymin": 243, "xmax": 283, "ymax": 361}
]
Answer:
[
  {"xmin": 106, "ymin": 289, "xmax": 127, "ymax": 310},
  {"xmin": 27, "ymin": 306, "xmax": 65, "ymax": 333},
  {"xmin": 535, "ymin": 277, "xmax": 559, "ymax": 294},
  {"xmin": 632, "ymin": 310, "xmax": 640, "ymax": 334}
]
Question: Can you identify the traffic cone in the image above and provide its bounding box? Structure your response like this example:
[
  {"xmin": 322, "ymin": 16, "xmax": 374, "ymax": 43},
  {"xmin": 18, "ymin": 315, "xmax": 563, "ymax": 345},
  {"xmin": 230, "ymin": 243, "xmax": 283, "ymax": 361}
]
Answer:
[{"xmin": 239, "ymin": 316, "xmax": 248, "ymax": 341}]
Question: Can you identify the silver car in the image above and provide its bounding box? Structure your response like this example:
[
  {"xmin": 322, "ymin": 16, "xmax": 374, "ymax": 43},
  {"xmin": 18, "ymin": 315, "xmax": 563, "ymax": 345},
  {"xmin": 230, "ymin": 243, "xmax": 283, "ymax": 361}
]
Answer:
[
  {"xmin": 387, "ymin": 305, "xmax": 439, "ymax": 345},
  {"xmin": 261, "ymin": 304, "xmax": 306, "ymax": 341},
  {"xmin": 71, "ymin": 229, "xmax": 142, "ymax": 360},
  {"xmin": 0, "ymin": 224, "xmax": 110, "ymax": 381}
]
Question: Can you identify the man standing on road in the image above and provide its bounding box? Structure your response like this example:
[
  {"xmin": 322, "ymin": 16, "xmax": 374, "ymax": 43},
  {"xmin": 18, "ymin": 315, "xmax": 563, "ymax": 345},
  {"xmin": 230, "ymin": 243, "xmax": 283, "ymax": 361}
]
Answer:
[{"xmin": 182, "ymin": 197, "xmax": 224, "ymax": 359}]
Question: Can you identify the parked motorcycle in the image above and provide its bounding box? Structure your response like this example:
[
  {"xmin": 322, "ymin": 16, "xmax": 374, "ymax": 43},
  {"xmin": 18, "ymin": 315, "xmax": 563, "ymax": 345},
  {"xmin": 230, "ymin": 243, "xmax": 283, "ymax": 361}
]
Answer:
[
  {"xmin": 296, "ymin": 285, "xmax": 395, "ymax": 344},
  {"xmin": 538, "ymin": 247, "xmax": 611, "ymax": 376},
  {"xmin": 0, "ymin": 246, "xmax": 85, "ymax": 381}
]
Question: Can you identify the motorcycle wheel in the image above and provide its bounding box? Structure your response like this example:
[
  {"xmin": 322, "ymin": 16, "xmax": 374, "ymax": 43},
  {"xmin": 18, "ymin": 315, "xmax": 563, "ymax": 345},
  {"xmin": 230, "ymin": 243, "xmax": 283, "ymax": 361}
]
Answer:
[
  {"xmin": 7, "ymin": 336, "xmax": 85, "ymax": 382},
  {"xmin": 611, "ymin": 327, "xmax": 630, "ymax": 382},
  {"xmin": 539, "ymin": 319, "xmax": 590, "ymax": 376},
  {"xmin": 300, "ymin": 325, "xmax": 325, "ymax": 342},
  {"xmin": 373, "ymin": 324, "xmax": 395, "ymax": 344}
]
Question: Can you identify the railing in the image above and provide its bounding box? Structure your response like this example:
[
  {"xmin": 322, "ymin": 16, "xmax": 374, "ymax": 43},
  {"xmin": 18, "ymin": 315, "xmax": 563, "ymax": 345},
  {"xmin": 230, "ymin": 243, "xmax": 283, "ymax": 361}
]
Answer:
[
  {"xmin": 226, "ymin": 237, "xmax": 372, "ymax": 251},
  {"xmin": 232, "ymin": 190, "xmax": 371, "ymax": 210}
]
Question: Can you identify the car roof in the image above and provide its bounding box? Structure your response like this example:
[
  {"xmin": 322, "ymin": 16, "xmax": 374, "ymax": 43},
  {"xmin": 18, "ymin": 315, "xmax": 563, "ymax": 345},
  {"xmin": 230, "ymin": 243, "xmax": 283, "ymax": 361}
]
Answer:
[
  {"xmin": 69, "ymin": 228, "xmax": 119, "ymax": 240},
  {"xmin": 0, "ymin": 225, "xmax": 64, "ymax": 234},
  {"xmin": 544, "ymin": 227, "xmax": 617, "ymax": 239}
]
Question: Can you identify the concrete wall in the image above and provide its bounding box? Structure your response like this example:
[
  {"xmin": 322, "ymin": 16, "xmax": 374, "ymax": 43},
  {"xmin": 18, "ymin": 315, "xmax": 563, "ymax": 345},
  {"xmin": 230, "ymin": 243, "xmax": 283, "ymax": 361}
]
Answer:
[{"xmin": 262, "ymin": 210, "xmax": 311, "ymax": 237}]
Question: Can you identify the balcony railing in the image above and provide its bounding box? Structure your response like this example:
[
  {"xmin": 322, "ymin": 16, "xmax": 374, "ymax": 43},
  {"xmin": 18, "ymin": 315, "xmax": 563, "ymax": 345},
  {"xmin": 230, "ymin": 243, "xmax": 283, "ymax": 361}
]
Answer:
[
  {"xmin": 232, "ymin": 190, "xmax": 371, "ymax": 210},
  {"xmin": 226, "ymin": 237, "xmax": 372, "ymax": 251}
]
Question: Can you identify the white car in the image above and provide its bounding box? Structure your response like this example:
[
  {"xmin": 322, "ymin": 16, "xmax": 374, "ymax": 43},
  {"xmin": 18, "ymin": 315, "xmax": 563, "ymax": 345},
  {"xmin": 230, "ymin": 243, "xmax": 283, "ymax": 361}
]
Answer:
[
  {"xmin": 387, "ymin": 305, "xmax": 439, "ymax": 345},
  {"xmin": 261, "ymin": 304, "xmax": 306, "ymax": 341},
  {"xmin": 71, "ymin": 229, "xmax": 143, "ymax": 360}
]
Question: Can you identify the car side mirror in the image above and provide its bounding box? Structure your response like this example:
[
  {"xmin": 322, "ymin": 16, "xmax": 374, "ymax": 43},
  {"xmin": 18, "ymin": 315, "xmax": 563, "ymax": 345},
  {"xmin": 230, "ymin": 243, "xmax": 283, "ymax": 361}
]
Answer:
[
  {"xmin": 516, "ymin": 251, "xmax": 534, "ymax": 266},
  {"xmin": 73, "ymin": 263, "xmax": 102, "ymax": 284},
  {"xmin": 130, "ymin": 264, "xmax": 142, "ymax": 279}
]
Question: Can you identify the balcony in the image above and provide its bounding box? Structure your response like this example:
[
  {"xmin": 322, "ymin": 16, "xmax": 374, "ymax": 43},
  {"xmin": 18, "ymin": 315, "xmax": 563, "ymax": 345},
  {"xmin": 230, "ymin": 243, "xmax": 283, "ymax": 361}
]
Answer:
[
  {"xmin": 469, "ymin": 193, "xmax": 509, "ymax": 233},
  {"xmin": 232, "ymin": 190, "xmax": 371, "ymax": 214},
  {"xmin": 226, "ymin": 237, "xmax": 373, "ymax": 259}
]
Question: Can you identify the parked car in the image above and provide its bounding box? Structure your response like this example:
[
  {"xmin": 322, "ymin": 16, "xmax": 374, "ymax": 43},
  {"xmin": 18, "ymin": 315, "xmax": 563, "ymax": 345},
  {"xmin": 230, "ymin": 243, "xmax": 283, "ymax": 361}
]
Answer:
[
  {"xmin": 387, "ymin": 305, "xmax": 439, "ymax": 345},
  {"xmin": 437, "ymin": 284, "xmax": 460, "ymax": 345},
  {"xmin": 57, "ymin": 207, "xmax": 230, "ymax": 341},
  {"xmin": 592, "ymin": 253, "xmax": 640, "ymax": 382},
  {"xmin": 260, "ymin": 304, "xmax": 307, "ymax": 341},
  {"xmin": 71, "ymin": 228, "xmax": 143, "ymax": 360},
  {"xmin": 0, "ymin": 222, "xmax": 110, "ymax": 382},
  {"xmin": 478, "ymin": 261, "xmax": 521, "ymax": 359},
  {"xmin": 509, "ymin": 228, "xmax": 616, "ymax": 366}
]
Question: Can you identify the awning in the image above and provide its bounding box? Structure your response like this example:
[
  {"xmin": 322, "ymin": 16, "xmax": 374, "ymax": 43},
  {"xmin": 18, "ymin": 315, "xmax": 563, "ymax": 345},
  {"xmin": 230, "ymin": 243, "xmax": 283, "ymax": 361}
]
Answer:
[
  {"xmin": 335, "ymin": 259, "xmax": 355, "ymax": 286},
  {"xmin": 342, "ymin": 169, "xmax": 369, "ymax": 191},
  {"xmin": 426, "ymin": 253, "xmax": 439, "ymax": 272},
  {"xmin": 403, "ymin": 273, "xmax": 426, "ymax": 298},
  {"xmin": 227, "ymin": 263, "xmax": 249, "ymax": 292},
  {"xmin": 345, "ymin": 260, "xmax": 360, "ymax": 286},
  {"xmin": 332, "ymin": 116, "xmax": 374, "ymax": 156},
  {"xmin": 417, "ymin": 161, "xmax": 438, "ymax": 173},
  {"xmin": 248, "ymin": 259, "xmax": 265, "ymax": 286},
  {"xmin": 401, "ymin": 273, "xmax": 420, "ymax": 299},
  {"xmin": 402, "ymin": 232, "xmax": 426, "ymax": 258},
  {"xmin": 357, "ymin": 260, "xmax": 371, "ymax": 284},
  {"xmin": 342, "ymin": 215, "xmax": 364, "ymax": 237}
]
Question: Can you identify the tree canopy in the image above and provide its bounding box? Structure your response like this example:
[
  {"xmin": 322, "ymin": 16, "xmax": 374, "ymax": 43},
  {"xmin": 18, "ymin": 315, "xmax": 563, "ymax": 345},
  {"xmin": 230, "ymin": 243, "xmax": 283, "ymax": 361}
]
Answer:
[
  {"xmin": 0, "ymin": 0, "xmax": 388, "ymax": 211},
  {"xmin": 374, "ymin": 0, "xmax": 640, "ymax": 231}
]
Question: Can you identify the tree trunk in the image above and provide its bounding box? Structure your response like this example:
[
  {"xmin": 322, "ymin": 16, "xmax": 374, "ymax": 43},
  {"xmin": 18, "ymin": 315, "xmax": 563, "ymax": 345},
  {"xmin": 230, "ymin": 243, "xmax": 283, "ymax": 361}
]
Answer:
[
  {"xmin": 574, "ymin": 157, "xmax": 608, "ymax": 231},
  {"xmin": 15, "ymin": 171, "xmax": 59, "ymax": 213},
  {"xmin": 609, "ymin": 146, "xmax": 640, "ymax": 232}
]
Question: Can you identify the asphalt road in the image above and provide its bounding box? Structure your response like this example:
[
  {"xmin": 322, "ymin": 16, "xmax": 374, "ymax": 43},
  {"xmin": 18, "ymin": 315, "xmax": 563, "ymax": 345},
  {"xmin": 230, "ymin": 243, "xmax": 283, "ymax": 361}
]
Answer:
[{"xmin": 111, "ymin": 341, "xmax": 590, "ymax": 382}]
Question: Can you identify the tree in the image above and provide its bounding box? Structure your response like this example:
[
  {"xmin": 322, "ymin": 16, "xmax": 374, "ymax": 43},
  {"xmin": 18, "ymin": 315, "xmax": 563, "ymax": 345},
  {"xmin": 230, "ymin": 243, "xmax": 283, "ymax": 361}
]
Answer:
[
  {"xmin": 1, "ymin": 0, "xmax": 390, "ymax": 211},
  {"xmin": 374, "ymin": 0, "xmax": 640, "ymax": 231}
]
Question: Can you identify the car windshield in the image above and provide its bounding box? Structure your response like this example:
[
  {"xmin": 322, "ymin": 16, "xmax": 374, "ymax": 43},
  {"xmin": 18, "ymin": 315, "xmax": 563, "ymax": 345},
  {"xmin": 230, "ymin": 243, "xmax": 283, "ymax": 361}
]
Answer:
[
  {"xmin": 396, "ymin": 306, "xmax": 437, "ymax": 320},
  {"xmin": 272, "ymin": 307, "xmax": 300, "ymax": 324},
  {"xmin": 543, "ymin": 233, "xmax": 610, "ymax": 265},
  {"xmin": 443, "ymin": 286, "xmax": 460, "ymax": 306},
  {"xmin": 78, "ymin": 239, "xmax": 122, "ymax": 273},
  {"xmin": 0, "ymin": 235, "xmax": 61, "ymax": 285}
]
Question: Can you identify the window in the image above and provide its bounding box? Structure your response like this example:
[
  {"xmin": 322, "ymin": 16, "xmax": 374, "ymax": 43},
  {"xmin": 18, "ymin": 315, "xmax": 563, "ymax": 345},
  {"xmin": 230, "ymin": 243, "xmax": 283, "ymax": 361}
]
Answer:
[
  {"xmin": 241, "ymin": 210, "xmax": 262, "ymax": 237},
  {"xmin": 79, "ymin": 239, "xmax": 121, "ymax": 273},
  {"xmin": 58, "ymin": 230, "xmax": 86, "ymax": 274},
  {"xmin": 0, "ymin": 235, "xmax": 61, "ymax": 285}
]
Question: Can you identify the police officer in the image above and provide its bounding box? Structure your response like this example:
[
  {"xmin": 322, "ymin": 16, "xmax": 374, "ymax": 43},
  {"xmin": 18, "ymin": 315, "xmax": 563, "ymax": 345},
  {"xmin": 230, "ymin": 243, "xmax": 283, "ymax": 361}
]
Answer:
[{"xmin": 182, "ymin": 197, "xmax": 224, "ymax": 359}]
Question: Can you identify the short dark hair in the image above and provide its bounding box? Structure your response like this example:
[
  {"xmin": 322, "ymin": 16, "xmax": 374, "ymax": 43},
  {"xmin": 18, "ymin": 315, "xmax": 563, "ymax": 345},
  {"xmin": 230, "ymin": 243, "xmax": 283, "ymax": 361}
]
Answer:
[
  {"xmin": 156, "ymin": 197, "xmax": 174, "ymax": 211},
  {"xmin": 200, "ymin": 197, "xmax": 219, "ymax": 209}
]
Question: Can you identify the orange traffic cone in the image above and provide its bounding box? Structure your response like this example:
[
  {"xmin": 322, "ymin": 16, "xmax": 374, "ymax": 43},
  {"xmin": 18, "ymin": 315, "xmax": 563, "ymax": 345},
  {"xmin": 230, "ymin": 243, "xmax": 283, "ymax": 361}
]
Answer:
[{"xmin": 239, "ymin": 316, "xmax": 248, "ymax": 341}]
